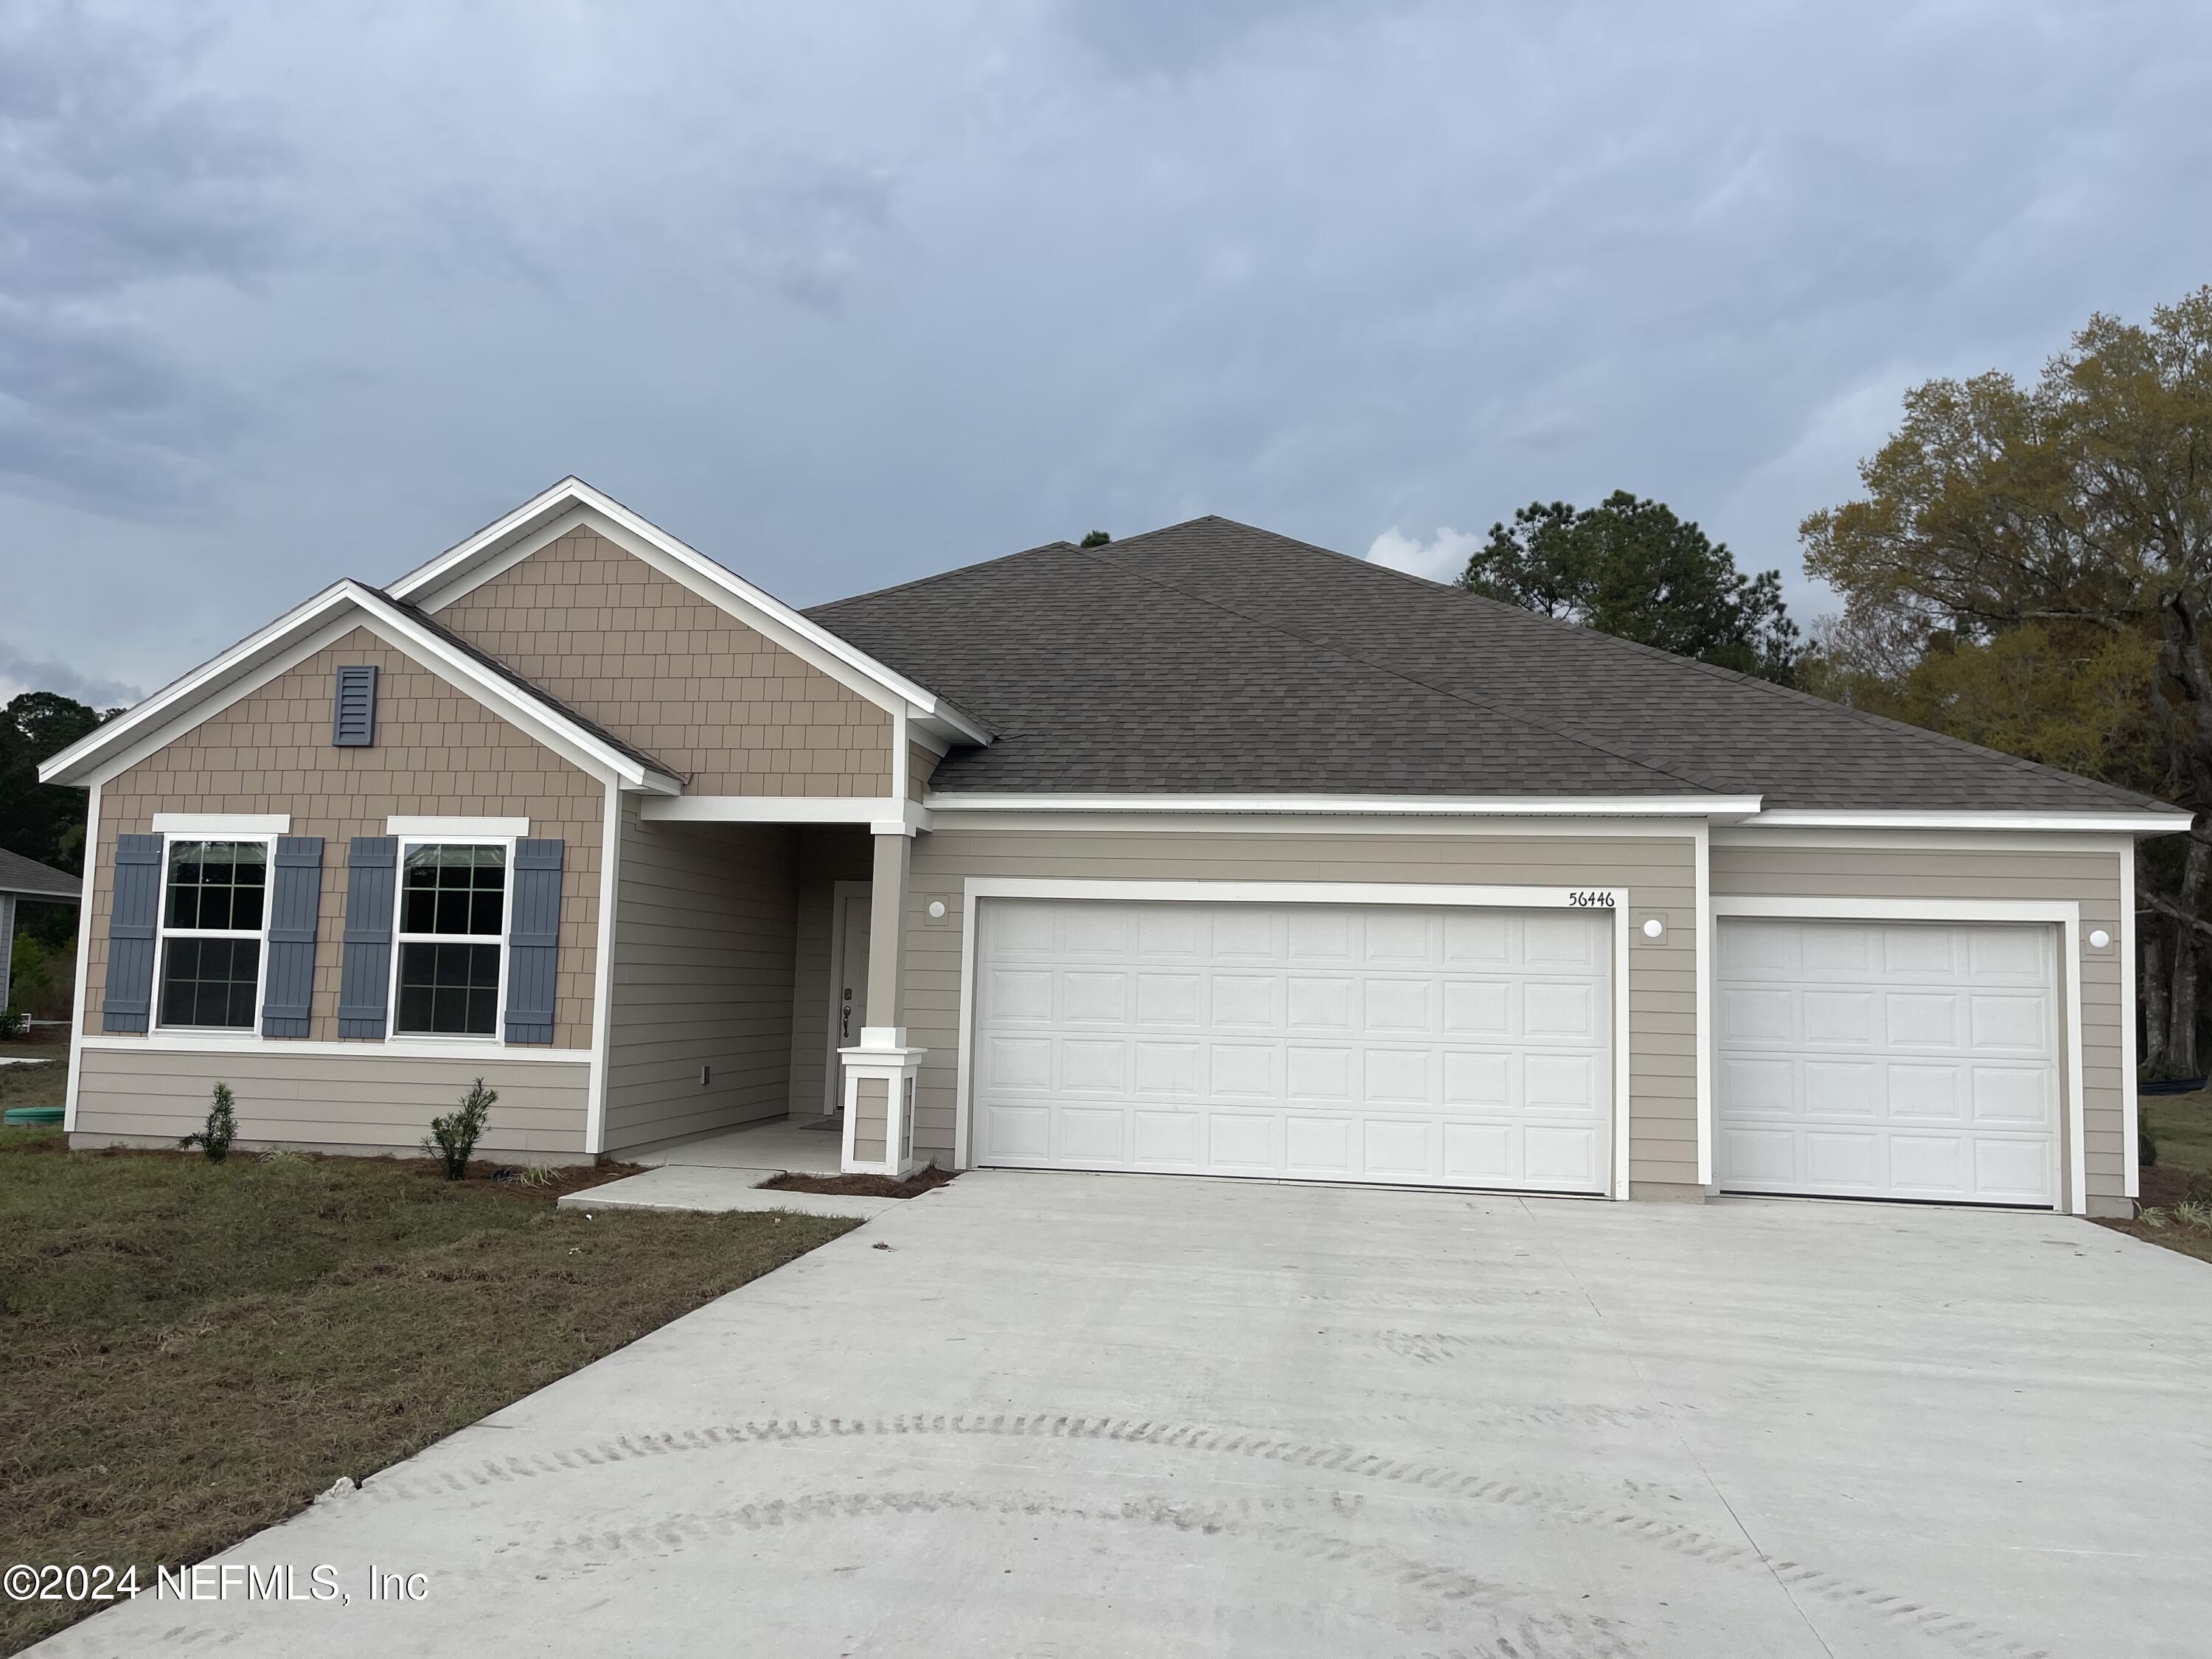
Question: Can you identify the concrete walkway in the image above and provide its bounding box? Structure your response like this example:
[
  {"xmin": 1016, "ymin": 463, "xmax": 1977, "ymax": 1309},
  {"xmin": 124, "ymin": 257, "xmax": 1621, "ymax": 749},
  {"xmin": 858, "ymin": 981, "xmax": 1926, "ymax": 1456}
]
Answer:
[
  {"xmin": 557, "ymin": 1112, "xmax": 900, "ymax": 1217},
  {"xmin": 556, "ymin": 1166, "xmax": 903, "ymax": 1220},
  {"xmin": 35, "ymin": 1174, "xmax": 2212, "ymax": 1657}
]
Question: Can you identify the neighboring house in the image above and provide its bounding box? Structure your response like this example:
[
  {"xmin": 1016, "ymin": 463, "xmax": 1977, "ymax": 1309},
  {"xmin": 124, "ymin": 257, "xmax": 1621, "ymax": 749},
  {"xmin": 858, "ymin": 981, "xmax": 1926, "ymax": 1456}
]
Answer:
[
  {"xmin": 0, "ymin": 847, "xmax": 82, "ymax": 1014},
  {"xmin": 39, "ymin": 479, "xmax": 2188, "ymax": 1216}
]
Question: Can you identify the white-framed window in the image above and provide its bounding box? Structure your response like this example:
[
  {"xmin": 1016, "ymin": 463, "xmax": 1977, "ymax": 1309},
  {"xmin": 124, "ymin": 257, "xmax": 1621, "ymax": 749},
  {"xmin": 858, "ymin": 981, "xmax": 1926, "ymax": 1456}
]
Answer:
[
  {"xmin": 389, "ymin": 839, "xmax": 510, "ymax": 1039},
  {"xmin": 156, "ymin": 837, "xmax": 275, "ymax": 1031}
]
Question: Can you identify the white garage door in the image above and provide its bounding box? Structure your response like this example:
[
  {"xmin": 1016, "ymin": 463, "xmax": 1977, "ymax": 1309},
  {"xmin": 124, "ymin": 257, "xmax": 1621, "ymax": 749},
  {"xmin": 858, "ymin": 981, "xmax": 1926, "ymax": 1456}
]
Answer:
[
  {"xmin": 1716, "ymin": 919, "xmax": 2061, "ymax": 1206},
  {"xmin": 970, "ymin": 897, "xmax": 1613, "ymax": 1192}
]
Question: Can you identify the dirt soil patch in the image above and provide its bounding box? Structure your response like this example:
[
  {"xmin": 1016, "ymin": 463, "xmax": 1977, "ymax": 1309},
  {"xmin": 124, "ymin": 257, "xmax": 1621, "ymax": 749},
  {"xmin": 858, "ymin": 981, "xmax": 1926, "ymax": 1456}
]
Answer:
[
  {"xmin": 2092, "ymin": 1161, "xmax": 2212, "ymax": 1265},
  {"xmin": 763, "ymin": 1165, "xmax": 959, "ymax": 1200},
  {"xmin": 0, "ymin": 1125, "xmax": 856, "ymax": 1655}
]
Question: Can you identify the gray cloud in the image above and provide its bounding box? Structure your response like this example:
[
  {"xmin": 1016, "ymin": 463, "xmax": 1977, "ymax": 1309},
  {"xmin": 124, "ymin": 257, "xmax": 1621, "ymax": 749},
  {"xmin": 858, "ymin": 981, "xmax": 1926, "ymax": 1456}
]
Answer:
[
  {"xmin": 0, "ymin": 0, "xmax": 286, "ymax": 518},
  {"xmin": 2, "ymin": 0, "xmax": 2209, "ymax": 703},
  {"xmin": 0, "ymin": 636, "xmax": 139, "ymax": 709}
]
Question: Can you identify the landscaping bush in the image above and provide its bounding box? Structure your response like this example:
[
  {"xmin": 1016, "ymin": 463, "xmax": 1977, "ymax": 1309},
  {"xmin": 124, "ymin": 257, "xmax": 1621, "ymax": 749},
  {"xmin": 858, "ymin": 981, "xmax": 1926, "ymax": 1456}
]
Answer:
[
  {"xmin": 0, "ymin": 1007, "xmax": 24, "ymax": 1040},
  {"xmin": 178, "ymin": 1082, "xmax": 239, "ymax": 1163},
  {"xmin": 423, "ymin": 1077, "xmax": 496, "ymax": 1180},
  {"xmin": 2141, "ymin": 1130, "xmax": 2159, "ymax": 1168}
]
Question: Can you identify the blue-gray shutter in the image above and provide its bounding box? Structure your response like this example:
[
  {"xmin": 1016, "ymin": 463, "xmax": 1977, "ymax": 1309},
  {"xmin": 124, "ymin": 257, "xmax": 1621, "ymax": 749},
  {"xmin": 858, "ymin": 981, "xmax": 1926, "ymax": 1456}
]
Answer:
[
  {"xmin": 504, "ymin": 838, "xmax": 564, "ymax": 1045},
  {"xmin": 102, "ymin": 834, "xmax": 164, "ymax": 1033},
  {"xmin": 336, "ymin": 836, "xmax": 398, "ymax": 1038},
  {"xmin": 332, "ymin": 664, "xmax": 378, "ymax": 747},
  {"xmin": 260, "ymin": 836, "xmax": 324, "ymax": 1037}
]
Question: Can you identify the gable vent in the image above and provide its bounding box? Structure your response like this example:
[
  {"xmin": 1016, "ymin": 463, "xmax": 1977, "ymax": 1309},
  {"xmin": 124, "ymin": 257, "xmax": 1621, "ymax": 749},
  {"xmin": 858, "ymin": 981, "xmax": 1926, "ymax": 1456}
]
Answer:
[{"xmin": 333, "ymin": 664, "xmax": 378, "ymax": 747}]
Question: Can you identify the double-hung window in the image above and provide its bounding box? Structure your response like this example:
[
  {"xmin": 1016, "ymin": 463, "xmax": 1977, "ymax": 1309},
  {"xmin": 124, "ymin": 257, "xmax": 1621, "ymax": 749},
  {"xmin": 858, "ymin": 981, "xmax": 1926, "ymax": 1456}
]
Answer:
[
  {"xmin": 157, "ymin": 839, "xmax": 271, "ymax": 1030},
  {"xmin": 392, "ymin": 843, "xmax": 507, "ymax": 1037}
]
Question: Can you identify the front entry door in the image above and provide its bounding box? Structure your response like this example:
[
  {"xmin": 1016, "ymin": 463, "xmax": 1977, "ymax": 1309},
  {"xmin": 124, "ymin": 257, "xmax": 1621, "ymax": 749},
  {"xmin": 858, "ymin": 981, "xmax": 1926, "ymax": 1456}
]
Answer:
[{"xmin": 826, "ymin": 887, "xmax": 872, "ymax": 1113}]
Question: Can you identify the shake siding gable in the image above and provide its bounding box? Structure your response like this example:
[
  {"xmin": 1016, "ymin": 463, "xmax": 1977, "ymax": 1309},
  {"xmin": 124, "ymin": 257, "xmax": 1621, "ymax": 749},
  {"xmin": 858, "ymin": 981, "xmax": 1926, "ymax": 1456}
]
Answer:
[
  {"xmin": 83, "ymin": 627, "xmax": 605, "ymax": 1047},
  {"xmin": 431, "ymin": 526, "xmax": 895, "ymax": 796}
]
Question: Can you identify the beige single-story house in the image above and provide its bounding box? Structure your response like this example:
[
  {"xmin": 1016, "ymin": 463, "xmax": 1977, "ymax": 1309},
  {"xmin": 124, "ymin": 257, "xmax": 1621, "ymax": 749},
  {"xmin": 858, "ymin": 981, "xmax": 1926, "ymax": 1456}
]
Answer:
[{"xmin": 41, "ymin": 479, "xmax": 2187, "ymax": 1214}]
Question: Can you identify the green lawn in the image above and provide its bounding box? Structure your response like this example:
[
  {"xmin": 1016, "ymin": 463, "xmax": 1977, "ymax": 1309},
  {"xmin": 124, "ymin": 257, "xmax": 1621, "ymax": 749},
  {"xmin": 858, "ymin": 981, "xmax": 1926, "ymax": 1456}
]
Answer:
[
  {"xmin": 2099, "ymin": 1087, "xmax": 2212, "ymax": 1265},
  {"xmin": 0, "ymin": 1129, "xmax": 855, "ymax": 1654},
  {"xmin": 2140, "ymin": 1086, "xmax": 2212, "ymax": 1179}
]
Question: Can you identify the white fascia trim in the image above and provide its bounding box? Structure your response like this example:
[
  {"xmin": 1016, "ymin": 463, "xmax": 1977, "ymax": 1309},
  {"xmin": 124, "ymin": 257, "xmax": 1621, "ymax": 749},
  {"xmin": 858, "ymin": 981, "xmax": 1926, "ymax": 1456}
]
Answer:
[
  {"xmin": 1743, "ymin": 810, "xmax": 2189, "ymax": 835},
  {"xmin": 62, "ymin": 781, "xmax": 100, "ymax": 1133},
  {"xmin": 641, "ymin": 795, "xmax": 931, "ymax": 835},
  {"xmin": 1714, "ymin": 827, "xmax": 2146, "ymax": 855},
  {"xmin": 384, "ymin": 480, "xmax": 992, "ymax": 745},
  {"xmin": 929, "ymin": 793, "xmax": 1762, "ymax": 819},
  {"xmin": 41, "ymin": 582, "xmax": 678, "ymax": 795},
  {"xmin": 586, "ymin": 785, "xmax": 622, "ymax": 1155},
  {"xmin": 928, "ymin": 810, "xmax": 1703, "ymax": 840},
  {"xmin": 1714, "ymin": 896, "xmax": 2087, "ymax": 1216},
  {"xmin": 152, "ymin": 813, "xmax": 291, "ymax": 834},
  {"xmin": 2120, "ymin": 845, "xmax": 2140, "ymax": 1203},
  {"xmin": 41, "ymin": 580, "xmax": 356, "ymax": 785},
  {"xmin": 1713, "ymin": 896, "xmax": 2079, "ymax": 923},
  {"xmin": 386, "ymin": 815, "xmax": 530, "ymax": 838},
  {"xmin": 1693, "ymin": 821, "xmax": 1713, "ymax": 1189},
  {"xmin": 962, "ymin": 877, "xmax": 1627, "ymax": 909},
  {"xmin": 76, "ymin": 1034, "xmax": 595, "ymax": 1063}
]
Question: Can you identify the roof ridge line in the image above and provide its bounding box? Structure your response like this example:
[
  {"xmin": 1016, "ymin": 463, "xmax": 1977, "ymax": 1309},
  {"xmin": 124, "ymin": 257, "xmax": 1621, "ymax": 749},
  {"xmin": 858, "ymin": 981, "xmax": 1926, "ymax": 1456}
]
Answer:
[
  {"xmin": 1202, "ymin": 529, "xmax": 2163, "ymax": 813},
  {"xmin": 809, "ymin": 540, "xmax": 1079, "ymax": 617},
  {"xmin": 1085, "ymin": 546, "xmax": 1736, "ymax": 799}
]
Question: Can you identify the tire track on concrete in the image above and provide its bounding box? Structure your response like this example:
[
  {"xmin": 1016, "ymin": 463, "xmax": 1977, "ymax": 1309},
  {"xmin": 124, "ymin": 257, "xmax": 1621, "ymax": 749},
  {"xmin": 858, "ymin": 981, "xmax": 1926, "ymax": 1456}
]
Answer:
[
  {"xmin": 540, "ymin": 1487, "xmax": 1647, "ymax": 1659},
  {"xmin": 345, "ymin": 1412, "xmax": 2047, "ymax": 1659}
]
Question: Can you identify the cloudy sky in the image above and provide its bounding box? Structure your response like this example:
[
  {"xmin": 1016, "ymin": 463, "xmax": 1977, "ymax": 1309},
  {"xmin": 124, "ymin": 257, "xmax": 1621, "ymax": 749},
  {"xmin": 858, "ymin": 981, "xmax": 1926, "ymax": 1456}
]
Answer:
[{"xmin": 4, "ymin": 0, "xmax": 2210, "ymax": 706}]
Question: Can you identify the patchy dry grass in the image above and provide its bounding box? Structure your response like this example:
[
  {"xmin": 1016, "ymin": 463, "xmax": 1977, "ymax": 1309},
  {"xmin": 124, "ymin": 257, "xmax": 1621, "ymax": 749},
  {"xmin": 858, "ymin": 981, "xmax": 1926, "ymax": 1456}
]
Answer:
[
  {"xmin": 0, "ymin": 1128, "xmax": 855, "ymax": 1653},
  {"xmin": 2098, "ymin": 1089, "xmax": 2212, "ymax": 1265},
  {"xmin": 0, "ymin": 1053, "xmax": 64, "ymax": 1113}
]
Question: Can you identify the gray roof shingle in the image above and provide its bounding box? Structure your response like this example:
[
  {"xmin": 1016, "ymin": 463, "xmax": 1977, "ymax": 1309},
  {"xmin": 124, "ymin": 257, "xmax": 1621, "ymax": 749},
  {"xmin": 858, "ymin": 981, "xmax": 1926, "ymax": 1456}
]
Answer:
[
  {"xmin": 806, "ymin": 516, "xmax": 2168, "ymax": 814},
  {"xmin": 0, "ymin": 846, "xmax": 80, "ymax": 900}
]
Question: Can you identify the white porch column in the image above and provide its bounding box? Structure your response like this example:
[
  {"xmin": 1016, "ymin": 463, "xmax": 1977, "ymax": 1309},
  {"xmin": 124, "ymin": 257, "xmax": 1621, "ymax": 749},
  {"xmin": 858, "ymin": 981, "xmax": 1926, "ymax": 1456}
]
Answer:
[
  {"xmin": 0, "ymin": 894, "xmax": 15, "ymax": 1016},
  {"xmin": 841, "ymin": 827, "xmax": 925, "ymax": 1175}
]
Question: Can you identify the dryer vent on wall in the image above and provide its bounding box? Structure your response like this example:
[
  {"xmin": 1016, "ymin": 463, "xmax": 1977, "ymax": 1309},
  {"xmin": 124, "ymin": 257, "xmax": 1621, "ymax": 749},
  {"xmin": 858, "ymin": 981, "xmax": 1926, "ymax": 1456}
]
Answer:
[{"xmin": 333, "ymin": 664, "xmax": 378, "ymax": 747}]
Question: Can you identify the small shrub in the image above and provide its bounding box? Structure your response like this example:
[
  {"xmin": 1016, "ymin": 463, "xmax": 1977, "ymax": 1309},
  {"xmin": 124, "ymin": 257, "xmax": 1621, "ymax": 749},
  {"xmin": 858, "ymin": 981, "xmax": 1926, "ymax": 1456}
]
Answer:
[
  {"xmin": 0, "ymin": 1007, "xmax": 24, "ymax": 1040},
  {"xmin": 423, "ymin": 1078, "xmax": 497, "ymax": 1180},
  {"xmin": 2173, "ymin": 1199, "xmax": 2212, "ymax": 1235},
  {"xmin": 2140, "ymin": 1130, "xmax": 2158, "ymax": 1169},
  {"xmin": 178, "ymin": 1082, "xmax": 240, "ymax": 1163},
  {"xmin": 2185, "ymin": 1169, "xmax": 2212, "ymax": 1207},
  {"xmin": 514, "ymin": 1162, "xmax": 561, "ymax": 1189}
]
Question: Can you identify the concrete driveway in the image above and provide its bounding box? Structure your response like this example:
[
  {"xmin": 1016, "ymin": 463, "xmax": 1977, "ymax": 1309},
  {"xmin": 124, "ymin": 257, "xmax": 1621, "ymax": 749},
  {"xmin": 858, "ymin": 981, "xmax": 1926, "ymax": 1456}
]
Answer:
[{"xmin": 35, "ymin": 1172, "xmax": 2212, "ymax": 1658}]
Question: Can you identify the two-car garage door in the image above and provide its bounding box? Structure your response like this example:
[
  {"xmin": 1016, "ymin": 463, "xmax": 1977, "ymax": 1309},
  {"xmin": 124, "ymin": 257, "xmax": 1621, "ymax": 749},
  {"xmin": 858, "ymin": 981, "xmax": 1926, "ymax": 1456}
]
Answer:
[
  {"xmin": 970, "ymin": 897, "xmax": 1613, "ymax": 1192},
  {"xmin": 1716, "ymin": 919, "xmax": 2062, "ymax": 1206}
]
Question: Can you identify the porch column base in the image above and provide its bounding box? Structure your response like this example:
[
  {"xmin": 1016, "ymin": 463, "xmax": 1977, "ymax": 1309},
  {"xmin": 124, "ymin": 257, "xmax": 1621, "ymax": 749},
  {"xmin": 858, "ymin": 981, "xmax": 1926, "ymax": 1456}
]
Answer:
[{"xmin": 838, "ymin": 1034, "xmax": 927, "ymax": 1177}]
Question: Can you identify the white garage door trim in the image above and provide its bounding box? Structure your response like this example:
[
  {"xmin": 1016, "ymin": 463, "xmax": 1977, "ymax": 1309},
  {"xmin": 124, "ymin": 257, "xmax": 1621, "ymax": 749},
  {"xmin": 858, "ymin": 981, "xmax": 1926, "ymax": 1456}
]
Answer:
[
  {"xmin": 954, "ymin": 879, "xmax": 1634, "ymax": 1198},
  {"xmin": 1712, "ymin": 897, "xmax": 2084, "ymax": 1214}
]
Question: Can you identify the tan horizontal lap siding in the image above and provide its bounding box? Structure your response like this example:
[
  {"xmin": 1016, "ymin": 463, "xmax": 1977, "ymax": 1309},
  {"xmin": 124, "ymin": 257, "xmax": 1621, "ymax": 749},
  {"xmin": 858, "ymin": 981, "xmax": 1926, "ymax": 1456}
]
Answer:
[
  {"xmin": 1711, "ymin": 840, "xmax": 2129, "ymax": 1206},
  {"xmin": 903, "ymin": 830, "xmax": 1698, "ymax": 1186},
  {"xmin": 433, "ymin": 527, "xmax": 894, "ymax": 796},
  {"xmin": 74, "ymin": 1048, "xmax": 591, "ymax": 1159},
  {"xmin": 602, "ymin": 809, "xmax": 799, "ymax": 1155},
  {"xmin": 86, "ymin": 627, "xmax": 604, "ymax": 1046}
]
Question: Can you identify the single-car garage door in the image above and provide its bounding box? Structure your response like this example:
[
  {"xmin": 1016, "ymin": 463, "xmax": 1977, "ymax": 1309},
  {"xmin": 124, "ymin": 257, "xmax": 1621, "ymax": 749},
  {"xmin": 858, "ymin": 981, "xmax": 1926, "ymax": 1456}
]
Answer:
[
  {"xmin": 970, "ymin": 897, "xmax": 1613, "ymax": 1192},
  {"xmin": 1716, "ymin": 918, "xmax": 2061, "ymax": 1206}
]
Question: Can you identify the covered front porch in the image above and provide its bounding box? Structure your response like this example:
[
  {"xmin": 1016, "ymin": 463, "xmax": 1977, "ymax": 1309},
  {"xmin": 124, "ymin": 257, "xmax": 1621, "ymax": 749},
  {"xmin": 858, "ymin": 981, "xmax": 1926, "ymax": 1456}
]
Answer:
[{"xmin": 597, "ymin": 804, "xmax": 931, "ymax": 1177}]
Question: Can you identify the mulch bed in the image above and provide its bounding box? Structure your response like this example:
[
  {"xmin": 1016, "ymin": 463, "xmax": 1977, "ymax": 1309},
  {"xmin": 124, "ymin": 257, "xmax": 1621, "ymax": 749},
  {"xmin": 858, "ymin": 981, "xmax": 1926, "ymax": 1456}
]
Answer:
[
  {"xmin": 0, "ymin": 1134, "xmax": 644, "ymax": 1204},
  {"xmin": 762, "ymin": 1166, "xmax": 959, "ymax": 1200}
]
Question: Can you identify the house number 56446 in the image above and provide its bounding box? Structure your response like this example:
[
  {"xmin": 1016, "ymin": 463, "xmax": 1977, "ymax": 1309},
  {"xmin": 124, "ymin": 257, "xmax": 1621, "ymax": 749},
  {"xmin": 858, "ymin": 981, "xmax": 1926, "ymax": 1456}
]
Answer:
[{"xmin": 1567, "ymin": 891, "xmax": 1615, "ymax": 908}]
